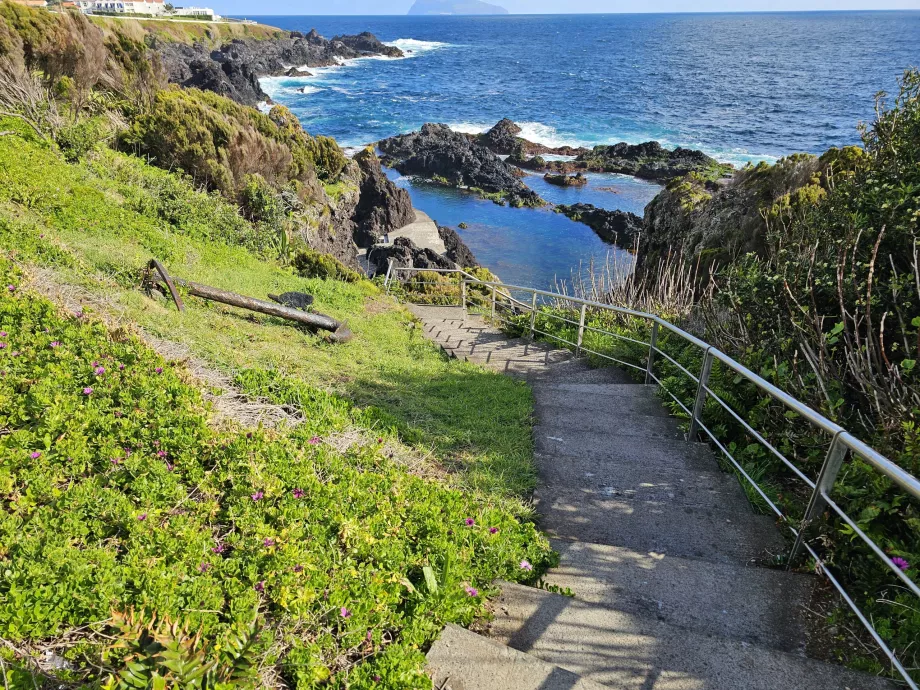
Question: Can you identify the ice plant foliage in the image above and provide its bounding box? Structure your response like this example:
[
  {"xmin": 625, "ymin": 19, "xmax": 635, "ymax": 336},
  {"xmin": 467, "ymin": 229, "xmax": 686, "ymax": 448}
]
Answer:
[{"xmin": 0, "ymin": 264, "xmax": 552, "ymax": 685}]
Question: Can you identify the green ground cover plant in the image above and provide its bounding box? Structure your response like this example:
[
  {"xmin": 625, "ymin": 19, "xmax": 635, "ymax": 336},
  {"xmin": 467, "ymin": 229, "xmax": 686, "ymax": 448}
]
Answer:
[{"xmin": 0, "ymin": 122, "xmax": 548, "ymax": 686}]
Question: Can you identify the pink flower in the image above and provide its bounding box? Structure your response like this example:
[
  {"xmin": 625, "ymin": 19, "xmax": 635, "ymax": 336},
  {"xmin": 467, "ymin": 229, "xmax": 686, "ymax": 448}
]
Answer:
[
  {"xmin": 489, "ymin": 527, "xmax": 499, "ymax": 534},
  {"xmin": 464, "ymin": 518, "xmax": 475, "ymax": 526},
  {"xmin": 155, "ymin": 367, "xmax": 163, "ymax": 374},
  {"xmin": 0, "ymin": 343, "xmax": 6, "ymax": 350},
  {"xmin": 0, "ymin": 332, "xmax": 6, "ymax": 337},
  {"xmin": 465, "ymin": 586, "xmax": 478, "ymax": 597},
  {"xmin": 254, "ymin": 581, "xmax": 265, "ymax": 593},
  {"xmin": 7, "ymin": 285, "xmax": 15, "ymax": 293},
  {"xmin": 892, "ymin": 557, "xmax": 910, "ymax": 572},
  {"xmin": 211, "ymin": 544, "xmax": 225, "ymax": 554},
  {"xmin": 10, "ymin": 351, "xmax": 18, "ymax": 357},
  {"xmin": 49, "ymin": 341, "xmax": 60, "ymax": 348},
  {"xmin": 377, "ymin": 437, "xmax": 383, "ymax": 444},
  {"xmin": 292, "ymin": 488, "xmax": 305, "ymax": 499},
  {"xmin": 251, "ymin": 491, "xmax": 264, "ymax": 501},
  {"xmin": 30, "ymin": 451, "xmax": 41, "ymax": 459},
  {"xmin": 82, "ymin": 387, "xmax": 93, "ymax": 396},
  {"xmin": 263, "ymin": 538, "xmax": 275, "ymax": 547},
  {"xmin": 199, "ymin": 563, "xmax": 211, "ymax": 573},
  {"xmin": 110, "ymin": 457, "xmax": 120, "ymax": 465},
  {"xmin": 293, "ymin": 564, "xmax": 304, "ymax": 573},
  {"xmin": 340, "ymin": 607, "xmax": 351, "ymax": 619},
  {"xmin": 94, "ymin": 366, "xmax": 105, "ymax": 375},
  {"xmin": 118, "ymin": 363, "xmax": 125, "ymax": 370},
  {"xmin": 520, "ymin": 560, "xmax": 533, "ymax": 572},
  {"xmin": 156, "ymin": 450, "xmax": 167, "ymax": 458},
  {"xmin": 137, "ymin": 513, "xmax": 147, "ymax": 521},
  {"xmin": 309, "ymin": 436, "xmax": 321, "ymax": 445},
  {"xmin": 165, "ymin": 462, "xmax": 175, "ymax": 472}
]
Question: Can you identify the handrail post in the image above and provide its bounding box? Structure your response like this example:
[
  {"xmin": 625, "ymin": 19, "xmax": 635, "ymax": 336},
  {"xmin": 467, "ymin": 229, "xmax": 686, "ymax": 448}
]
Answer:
[
  {"xmin": 787, "ymin": 433, "xmax": 847, "ymax": 568},
  {"xmin": 645, "ymin": 321, "xmax": 659, "ymax": 385},
  {"xmin": 529, "ymin": 292, "xmax": 537, "ymax": 338},
  {"xmin": 687, "ymin": 349, "xmax": 714, "ymax": 441},
  {"xmin": 383, "ymin": 259, "xmax": 394, "ymax": 292},
  {"xmin": 461, "ymin": 280, "xmax": 468, "ymax": 311},
  {"xmin": 490, "ymin": 285, "xmax": 496, "ymax": 319},
  {"xmin": 576, "ymin": 304, "xmax": 587, "ymax": 355}
]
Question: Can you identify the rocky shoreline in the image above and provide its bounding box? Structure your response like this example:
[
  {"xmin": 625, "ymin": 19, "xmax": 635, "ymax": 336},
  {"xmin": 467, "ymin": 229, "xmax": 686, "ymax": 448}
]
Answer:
[
  {"xmin": 555, "ymin": 204, "xmax": 644, "ymax": 248},
  {"xmin": 157, "ymin": 30, "xmax": 403, "ymax": 106},
  {"xmin": 378, "ymin": 123, "xmax": 545, "ymax": 208}
]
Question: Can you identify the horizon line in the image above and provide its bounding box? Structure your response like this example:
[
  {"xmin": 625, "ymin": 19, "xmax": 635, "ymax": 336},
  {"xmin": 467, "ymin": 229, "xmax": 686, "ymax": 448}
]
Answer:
[{"xmin": 236, "ymin": 8, "xmax": 920, "ymax": 16}]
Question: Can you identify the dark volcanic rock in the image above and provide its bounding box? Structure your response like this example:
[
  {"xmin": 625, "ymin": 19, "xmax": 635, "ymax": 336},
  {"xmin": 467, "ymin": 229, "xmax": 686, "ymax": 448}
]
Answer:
[
  {"xmin": 544, "ymin": 172, "xmax": 587, "ymax": 187},
  {"xmin": 556, "ymin": 203, "xmax": 643, "ymax": 247},
  {"xmin": 367, "ymin": 237, "xmax": 455, "ymax": 277},
  {"xmin": 438, "ymin": 226, "xmax": 478, "ymax": 268},
  {"xmin": 332, "ymin": 32, "xmax": 402, "ymax": 58},
  {"xmin": 156, "ymin": 30, "xmax": 403, "ymax": 106},
  {"xmin": 378, "ymin": 123, "xmax": 544, "ymax": 207},
  {"xmin": 478, "ymin": 118, "xmax": 523, "ymax": 155},
  {"xmin": 545, "ymin": 141, "xmax": 733, "ymax": 183},
  {"xmin": 352, "ymin": 147, "xmax": 415, "ymax": 248}
]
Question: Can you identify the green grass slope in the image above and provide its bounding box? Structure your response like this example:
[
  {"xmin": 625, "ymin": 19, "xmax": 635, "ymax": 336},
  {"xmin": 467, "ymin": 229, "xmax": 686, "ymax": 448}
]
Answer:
[{"xmin": 0, "ymin": 123, "xmax": 550, "ymax": 688}]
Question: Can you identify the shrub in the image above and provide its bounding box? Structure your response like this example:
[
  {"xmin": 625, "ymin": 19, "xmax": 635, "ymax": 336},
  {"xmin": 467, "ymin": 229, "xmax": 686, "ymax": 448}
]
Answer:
[{"xmin": 292, "ymin": 248, "xmax": 363, "ymax": 283}]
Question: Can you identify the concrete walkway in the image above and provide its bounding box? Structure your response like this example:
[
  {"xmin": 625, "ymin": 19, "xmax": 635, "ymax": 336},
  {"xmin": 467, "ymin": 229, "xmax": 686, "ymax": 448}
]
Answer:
[{"xmin": 411, "ymin": 305, "xmax": 894, "ymax": 690}]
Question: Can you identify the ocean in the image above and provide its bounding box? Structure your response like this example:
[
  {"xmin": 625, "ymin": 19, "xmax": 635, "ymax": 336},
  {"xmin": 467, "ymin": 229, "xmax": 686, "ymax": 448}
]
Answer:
[{"xmin": 251, "ymin": 12, "xmax": 920, "ymax": 289}]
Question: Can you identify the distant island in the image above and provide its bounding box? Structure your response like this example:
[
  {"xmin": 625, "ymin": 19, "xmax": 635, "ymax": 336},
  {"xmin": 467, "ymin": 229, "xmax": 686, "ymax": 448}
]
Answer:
[{"xmin": 407, "ymin": 0, "xmax": 508, "ymax": 15}]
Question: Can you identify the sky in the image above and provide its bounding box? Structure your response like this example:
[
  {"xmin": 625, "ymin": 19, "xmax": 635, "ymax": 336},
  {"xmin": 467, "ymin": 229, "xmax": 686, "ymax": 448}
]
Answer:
[{"xmin": 221, "ymin": 0, "xmax": 920, "ymax": 16}]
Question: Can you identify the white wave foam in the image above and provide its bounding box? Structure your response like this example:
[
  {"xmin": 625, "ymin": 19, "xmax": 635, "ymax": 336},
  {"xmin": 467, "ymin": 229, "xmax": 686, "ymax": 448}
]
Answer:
[
  {"xmin": 384, "ymin": 38, "xmax": 452, "ymax": 56},
  {"xmin": 446, "ymin": 122, "xmax": 492, "ymax": 134},
  {"xmin": 516, "ymin": 121, "xmax": 584, "ymax": 150}
]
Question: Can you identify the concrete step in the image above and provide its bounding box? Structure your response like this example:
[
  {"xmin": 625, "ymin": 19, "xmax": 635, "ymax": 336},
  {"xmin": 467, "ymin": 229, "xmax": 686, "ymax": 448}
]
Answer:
[
  {"xmin": 462, "ymin": 345, "xmax": 576, "ymax": 367},
  {"xmin": 534, "ymin": 451, "xmax": 753, "ymax": 512},
  {"xmin": 536, "ymin": 405, "xmax": 688, "ymax": 435},
  {"xmin": 487, "ymin": 582, "xmax": 894, "ymax": 690},
  {"xmin": 534, "ymin": 387, "xmax": 671, "ymax": 418},
  {"xmin": 407, "ymin": 305, "xmax": 469, "ymax": 322},
  {"xmin": 527, "ymin": 359, "xmax": 637, "ymax": 385},
  {"xmin": 534, "ymin": 485, "xmax": 786, "ymax": 565},
  {"xmin": 426, "ymin": 623, "xmax": 607, "ymax": 690},
  {"xmin": 545, "ymin": 539, "xmax": 813, "ymax": 651},
  {"xmin": 534, "ymin": 417, "xmax": 685, "ymax": 447}
]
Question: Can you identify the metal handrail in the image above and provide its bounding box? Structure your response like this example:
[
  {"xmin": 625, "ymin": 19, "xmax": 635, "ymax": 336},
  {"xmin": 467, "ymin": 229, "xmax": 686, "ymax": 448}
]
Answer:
[{"xmin": 385, "ymin": 264, "xmax": 920, "ymax": 687}]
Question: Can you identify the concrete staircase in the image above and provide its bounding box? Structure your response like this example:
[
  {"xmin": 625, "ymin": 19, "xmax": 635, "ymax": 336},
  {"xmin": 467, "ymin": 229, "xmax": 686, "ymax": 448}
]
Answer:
[{"xmin": 410, "ymin": 305, "xmax": 894, "ymax": 690}]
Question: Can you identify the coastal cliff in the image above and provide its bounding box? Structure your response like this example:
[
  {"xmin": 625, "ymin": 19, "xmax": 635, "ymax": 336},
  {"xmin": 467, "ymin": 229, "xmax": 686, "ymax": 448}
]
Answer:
[{"xmin": 157, "ymin": 29, "xmax": 403, "ymax": 106}]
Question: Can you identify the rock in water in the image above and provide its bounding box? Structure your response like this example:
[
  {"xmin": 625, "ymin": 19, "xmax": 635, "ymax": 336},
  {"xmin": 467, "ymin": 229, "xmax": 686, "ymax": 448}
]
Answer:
[
  {"xmin": 438, "ymin": 226, "xmax": 479, "ymax": 268},
  {"xmin": 556, "ymin": 203, "xmax": 643, "ymax": 247},
  {"xmin": 269, "ymin": 292, "xmax": 315, "ymax": 310},
  {"xmin": 544, "ymin": 172, "xmax": 588, "ymax": 187},
  {"xmin": 352, "ymin": 147, "xmax": 415, "ymax": 248},
  {"xmin": 331, "ymin": 32, "xmax": 403, "ymax": 58},
  {"xmin": 479, "ymin": 118, "xmax": 523, "ymax": 155},
  {"xmin": 546, "ymin": 141, "xmax": 733, "ymax": 182},
  {"xmin": 378, "ymin": 123, "xmax": 545, "ymax": 208}
]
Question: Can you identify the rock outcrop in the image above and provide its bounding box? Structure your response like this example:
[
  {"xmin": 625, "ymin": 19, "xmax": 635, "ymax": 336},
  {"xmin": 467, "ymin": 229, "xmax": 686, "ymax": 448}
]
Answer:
[
  {"xmin": 351, "ymin": 147, "xmax": 415, "ymax": 248},
  {"xmin": 367, "ymin": 237, "xmax": 455, "ymax": 276},
  {"xmin": 475, "ymin": 118, "xmax": 585, "ymax": 158},
  {"xmin": 156, "ymin": 30, "xmax": 403, "ymax": 106},
  {"xmin": 640, "ymin": 150, "xmax": 860, "ymax": 271},
  {"xmin": 438, "ymin": 226, "xmax": 479, "ymax": 268},
  {"xmin": 544, "ymin": 172, "xmax": 587, "ymax": 187},
  {"xmin": 556, "ymin": 203, "xmax": 643, "ymax": 247},
  {"xmin": 379, "ymin": 123, "xmax": 544, "ymax": 207},
  {"xmin": 544, "ymin": 142, "xmax": 733, "ymax": 183}
]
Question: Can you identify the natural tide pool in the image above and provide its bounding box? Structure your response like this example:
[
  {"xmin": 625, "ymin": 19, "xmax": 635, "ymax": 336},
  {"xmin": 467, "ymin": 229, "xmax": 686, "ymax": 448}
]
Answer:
[{"xmin": 386, "ymin": 168, "xmax": 661, "ymax": 290}]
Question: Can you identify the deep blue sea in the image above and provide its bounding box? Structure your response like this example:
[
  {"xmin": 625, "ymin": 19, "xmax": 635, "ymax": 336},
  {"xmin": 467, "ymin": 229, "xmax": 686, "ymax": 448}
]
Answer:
[{"xmin": 249, "ymin": 12, "xmax": 920, "ymax": 288}]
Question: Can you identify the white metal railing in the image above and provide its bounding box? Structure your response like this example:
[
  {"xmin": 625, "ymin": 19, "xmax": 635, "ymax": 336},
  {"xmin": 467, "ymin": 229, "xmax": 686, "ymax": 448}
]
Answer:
[{"xmin": 385, "ymin": 263, "xmax": 920, "ymax": 687}]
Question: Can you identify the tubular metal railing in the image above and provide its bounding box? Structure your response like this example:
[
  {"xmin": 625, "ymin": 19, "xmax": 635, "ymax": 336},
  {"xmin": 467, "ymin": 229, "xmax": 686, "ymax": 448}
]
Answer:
[{"xmin": 384, "ymin": 263, "xmax": 920, "ymax": 687}]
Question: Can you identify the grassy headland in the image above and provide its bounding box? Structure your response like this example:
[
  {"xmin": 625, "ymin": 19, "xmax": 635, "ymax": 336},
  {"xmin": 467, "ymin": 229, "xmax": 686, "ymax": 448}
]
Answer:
[{"xmin": 0, "ymin": 5, "xmax": 549, "ymax": 687}]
